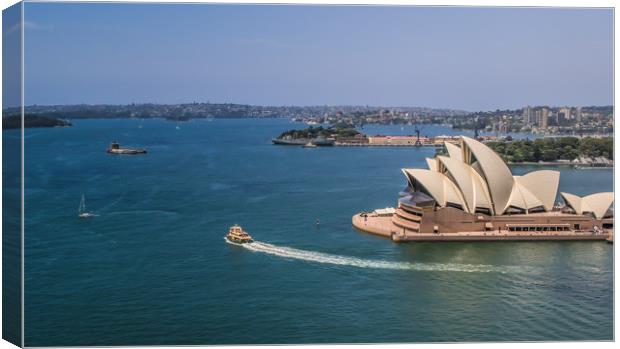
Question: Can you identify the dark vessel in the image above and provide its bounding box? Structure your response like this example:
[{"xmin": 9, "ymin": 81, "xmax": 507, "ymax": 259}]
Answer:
[
  {"xmin": 311, "ymin": 136, "xmax": 335, "ymax": 146},
  {"xmin": 272, "ymin": 137, "xmax": 309, "ymax": 145},
  {"xmin": 272, "ymin": 136, "xmax": 335, "ymax": 146},
  {"xmin": 107, "ymin": 142, "xmax": 147, "ymax": 155}
]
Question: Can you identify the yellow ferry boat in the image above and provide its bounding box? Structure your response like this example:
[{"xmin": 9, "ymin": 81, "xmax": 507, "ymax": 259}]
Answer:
[{"xmin": 226, "ymin": 225, "xmax": 254, "ymax": 244}]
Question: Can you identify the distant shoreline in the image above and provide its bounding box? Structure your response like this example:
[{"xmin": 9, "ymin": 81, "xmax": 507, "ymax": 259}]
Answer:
[
  {"xmin": 508, "ymin": 161, "xmax": 613, "ymax": 168},
  {"xmin": 2, "ymin": 115, "xmax": 72, "ymax": 130}
]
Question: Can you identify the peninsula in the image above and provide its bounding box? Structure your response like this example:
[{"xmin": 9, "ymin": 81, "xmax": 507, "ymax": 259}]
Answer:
[
  {"xmin": 272, "ymin": 125, "xmax": 360, "ymax": 146},
  {"xmin": 2, "ymin": 114, "xmax": 72, "ymax": 129}
]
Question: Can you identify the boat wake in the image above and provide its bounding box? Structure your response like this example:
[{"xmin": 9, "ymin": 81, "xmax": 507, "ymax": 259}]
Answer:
[{"xmin": 232, "ymin": 240, "xmax": 521, "ymax": 274}]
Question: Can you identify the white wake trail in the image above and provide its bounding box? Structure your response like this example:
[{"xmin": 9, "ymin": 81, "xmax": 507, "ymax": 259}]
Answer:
[{"xmin": 236, "ymin": 240, "xmax": 520, "ymax": 273}]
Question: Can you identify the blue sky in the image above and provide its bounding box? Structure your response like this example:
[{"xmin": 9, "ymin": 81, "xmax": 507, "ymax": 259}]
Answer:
[{"xmin": 23, "ymin": 3, "xmax": 613, "ymax": 111}]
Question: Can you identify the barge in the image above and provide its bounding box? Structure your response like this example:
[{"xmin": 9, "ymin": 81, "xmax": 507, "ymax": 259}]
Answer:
[
  {"xmin": 272, "ymin": 136, "xmax": 335, "ymax": 146},
  {"xmin": 107, "ymin": 141, "xmax": 147, "ymax": 155}
]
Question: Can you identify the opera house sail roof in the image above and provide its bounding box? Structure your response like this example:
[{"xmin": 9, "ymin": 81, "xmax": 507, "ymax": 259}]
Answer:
[{"xmin": 402, "ymin": 136, "xmax": 613, "ymax": 218}]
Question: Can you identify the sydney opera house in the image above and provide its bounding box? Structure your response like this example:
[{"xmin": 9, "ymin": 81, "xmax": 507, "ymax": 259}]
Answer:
[{"xmin": 352, "ymin": 136, "xmax": 614, "ymax": 242}]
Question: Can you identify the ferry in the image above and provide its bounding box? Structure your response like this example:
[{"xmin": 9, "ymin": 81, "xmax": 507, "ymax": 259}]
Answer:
[{"xmin": 226, "ymin": 225, "xmax": 254, "ymax": 244}]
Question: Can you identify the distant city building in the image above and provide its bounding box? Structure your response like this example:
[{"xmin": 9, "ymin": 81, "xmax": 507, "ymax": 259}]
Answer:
[
  {"xmin": 558, "ymin": 107, "xmax": 571, "ymax": 125},
  {"xmin": 576, "ymin": 106, "xmax": 583, "ymax": 123},
  {"xmin": 522, "ymin": 105, "xmax": 532, "ymax": 125},
  {"xmin": 533, "ymin": 109, "xmax": 541, "ymax": 127},
  {"xmin": 540, "ymin": 107, "xmax": 549, "ymax": 129}
]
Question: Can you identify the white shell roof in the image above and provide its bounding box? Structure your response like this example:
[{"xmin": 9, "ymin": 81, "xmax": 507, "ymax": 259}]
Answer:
[
  {"xmin": 461, "ymin": 136, "xmax": 514, "ymax": 215},
  {"xmin": 507, "ymin": 180, "xmax": 543, "ymax": 211},
  {"xmin": 402, "ymin": 168, "xmax": 466, "ymax": 209},
  {"xmin": 436, "ymin": 155, "xmax": 493, "ymax": 214},
  {"xmin": 401, "ymin": 136, "xmax": 610, "ymax": 218},
  {"xmin": 515, "ymin": 170, "xmax": 560, "ymax": 211},
  {"xmin": 444, "ymin": 142, "xmax": 463, "ymax": 162},
  {"xmin": 425, "ymin": 158, "xmax": 438, "ymax": 172},
  {"xmin": 561, "ymin": 192, "xmax": 614, "ymax": 219}
]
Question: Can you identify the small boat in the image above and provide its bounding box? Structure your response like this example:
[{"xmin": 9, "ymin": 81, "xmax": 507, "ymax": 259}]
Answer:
[
  {"xmin": 272, "ymin": 138, "xmax": 309, "ymax": 145},
  {"xmin": 78, "ymin": 194, "xmax": 96, "ymax": 218},
  {"xmin": 303, "ymin": 142, "xmax": 317, "ymax": 148},
  {"xmin": 107, "ymin": 141, "xmax": 147, "ymax": 155},
  {"xmin": 226, "ymin": 224, "xmax": 254, "ymax": 244}
]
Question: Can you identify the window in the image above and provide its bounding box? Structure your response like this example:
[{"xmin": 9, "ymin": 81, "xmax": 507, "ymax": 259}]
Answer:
[
  {"xmin": 446, "ymin": 202, "xmax": 463, "ymax": 210},
  {"xmin": 528, "ymin": 206, "xmax": 545, "ymax": 213},
  {"xmin": 475, "ymin": 207, "xmax": 491, "ymax": 215},
  {"xmin": 505, "ymin": 206, "xmax": 526, "ymax": 215}
]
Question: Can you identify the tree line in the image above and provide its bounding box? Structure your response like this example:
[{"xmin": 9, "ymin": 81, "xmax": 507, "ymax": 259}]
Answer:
[
  {"xmin": 277, "ymin": 125, "xmax": 361, "ymax": 139},
  {"xmin": 485, "ymin": 137, "xmax": 613, "ymax": 163}
]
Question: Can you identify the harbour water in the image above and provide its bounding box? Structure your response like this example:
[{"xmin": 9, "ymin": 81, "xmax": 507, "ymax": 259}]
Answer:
[{"xmin": 22, "ymin": 118, "xmax": 612, "ymax": 345}]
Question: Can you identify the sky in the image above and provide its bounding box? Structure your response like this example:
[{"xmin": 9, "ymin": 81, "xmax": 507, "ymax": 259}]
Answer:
[
  {"xmin": 3, "ymin": 2, "xmax": 21, "ymax": 108},
  {"xmin": 21, "ymin": 3, "xmax": 613, "ymax": 111}
]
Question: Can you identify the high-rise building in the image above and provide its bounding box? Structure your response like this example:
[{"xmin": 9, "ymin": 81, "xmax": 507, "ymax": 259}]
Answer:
[
  {"xmin": 522, "ymin": 105, "xmax": 532, "ymax": 124},
  {"xmin": 533, "ymin": 109, "xmax": 541, "ymax": 126},
  {"xmin": 558, "ymin": 107, "xmax": 571, "ymax": 125},
  {"xmin": 540, "ymin": 107, "xmax": 549, "ymax": 129},
  {"xmin": 576, "ymin": 106, "xmax": 582, "ymax": 123}
]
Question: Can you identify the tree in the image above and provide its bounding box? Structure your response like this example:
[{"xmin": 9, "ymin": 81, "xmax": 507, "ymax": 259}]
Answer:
[{"xmin": 540, "ymin": 148, "xmax": 558, "ymax": 162}]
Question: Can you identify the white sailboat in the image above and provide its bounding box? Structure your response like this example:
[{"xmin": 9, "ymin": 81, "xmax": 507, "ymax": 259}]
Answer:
[{"xmin": 78, "ymin": 194, "xmax": 96, "ymax": 218}]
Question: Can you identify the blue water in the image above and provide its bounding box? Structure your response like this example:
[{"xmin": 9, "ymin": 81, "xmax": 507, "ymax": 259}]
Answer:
[{"xmin": 22, "ymin": 119, "xmax": 612, "ymax": 345}]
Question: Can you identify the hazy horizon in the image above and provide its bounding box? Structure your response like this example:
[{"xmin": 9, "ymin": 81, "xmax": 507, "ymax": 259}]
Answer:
[
  {"xmin": 6, "ymin": 101, "xmax": 615, "ymax": 114},
  {"xmin": 19, "ymin": 3, "xmax": 614, "ymax": 110}
]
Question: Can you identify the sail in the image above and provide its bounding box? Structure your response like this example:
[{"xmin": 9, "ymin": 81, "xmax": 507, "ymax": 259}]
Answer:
[{"xmin": 79, "ymin": 195, "xmax": 86, "ymax": 214}]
